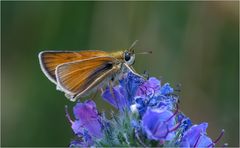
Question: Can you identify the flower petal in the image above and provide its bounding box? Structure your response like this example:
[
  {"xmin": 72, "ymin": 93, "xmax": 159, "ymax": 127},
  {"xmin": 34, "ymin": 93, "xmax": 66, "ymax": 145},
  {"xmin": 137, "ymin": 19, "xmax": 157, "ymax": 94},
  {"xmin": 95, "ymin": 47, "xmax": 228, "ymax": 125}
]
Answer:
[
  {"xmin": 102, "ymin": 86, "xmax": 128, "ymax": 110},
  {"xmin": 120, "ymin": 72, "xmax": 145, "ymax": 99},
  {"xmin": 136, "ymin": 77, "xmax": 161, "ymax": 98},
  {"xmin": 72, "ymin": 100, "xmax": 103, "ymax": 138},
  {"xmin": 142, "ymin": 108, "xmax": 176, "ymax": 141},
  {"xmin": 180, "ymin": 123, "xmax": 212, "ymax": 147},
  {"xmin": 160, "ymin": 83, "xmax": 174, "ymax": 95},
  {"xmin": 73, "ymin": 100, "xmax": 98, "ymax": 120}
]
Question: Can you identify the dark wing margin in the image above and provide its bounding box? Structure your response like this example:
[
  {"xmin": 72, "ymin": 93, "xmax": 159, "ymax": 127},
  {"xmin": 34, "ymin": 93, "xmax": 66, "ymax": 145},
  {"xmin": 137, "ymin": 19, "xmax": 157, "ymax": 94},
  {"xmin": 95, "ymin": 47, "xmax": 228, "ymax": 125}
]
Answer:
[{"xmin": 38, "ymin": 51, "xmax": 58, "ymax": 84}]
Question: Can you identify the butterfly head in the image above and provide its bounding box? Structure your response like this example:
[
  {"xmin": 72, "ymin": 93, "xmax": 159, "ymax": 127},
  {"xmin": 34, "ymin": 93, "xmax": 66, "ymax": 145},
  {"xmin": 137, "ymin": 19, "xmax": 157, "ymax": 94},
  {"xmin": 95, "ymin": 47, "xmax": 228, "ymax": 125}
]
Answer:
[
  {"xmin": 123, "ymin": 50, "xmax": 135, "ymax": 65},
  {"xmin": 123, "ymin": 40, "xmax": 152, "ymax": 66},
  {"xmin": 124, "ymin": 40, "xmax": 138, "ymax": 65}
]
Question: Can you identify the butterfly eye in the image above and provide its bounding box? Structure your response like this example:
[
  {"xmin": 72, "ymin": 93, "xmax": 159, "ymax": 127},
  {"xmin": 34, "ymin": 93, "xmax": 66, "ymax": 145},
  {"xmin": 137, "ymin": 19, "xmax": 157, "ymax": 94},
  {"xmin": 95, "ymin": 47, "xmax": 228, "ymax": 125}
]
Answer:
[{"xmin": 124, "ymin": 52, "xmax": 131, "ymax": 61}]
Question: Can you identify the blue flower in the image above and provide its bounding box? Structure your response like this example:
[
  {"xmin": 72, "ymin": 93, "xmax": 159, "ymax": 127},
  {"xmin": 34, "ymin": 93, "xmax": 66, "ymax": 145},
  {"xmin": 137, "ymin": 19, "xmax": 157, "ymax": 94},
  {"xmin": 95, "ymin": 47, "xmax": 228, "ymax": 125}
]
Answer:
[
  {"xmin": 102, "ymin": 85, "xmax": 129, "ymax": 110},
  {"xmin": 102, "ymin": 72, "xmax": 144, "ymax": 110},
  {"xmin": 142, "ymin": 108, "xmax": 179, "ymax": 141},
  {"xmin": 160, "ymin": 83, "xmax": 174, "ymax": 95},
  {"xmin": 177, "ymin": 113, "xmax": 192, "ymax": 134},
  {"xmin": 180, "ymin": 123, "xmax": 213, "ymax": 147},
  {"xmin": 102, "ymin": 72, "xmax": 177, "ymax": 115},
  {"xmin": 65, "ymin": 72, "xmax": 226, "ymax": 147},
  {"xmin": 120, "ymin": 72, "xmax": 145, "ymax": 100},
  {"xmin": 134, "ymin": 97, "xmax": 147, "ymax": 116},
  {"xmin": 133, "ymin": 77, "xmax": 177, "ymax": 115}
]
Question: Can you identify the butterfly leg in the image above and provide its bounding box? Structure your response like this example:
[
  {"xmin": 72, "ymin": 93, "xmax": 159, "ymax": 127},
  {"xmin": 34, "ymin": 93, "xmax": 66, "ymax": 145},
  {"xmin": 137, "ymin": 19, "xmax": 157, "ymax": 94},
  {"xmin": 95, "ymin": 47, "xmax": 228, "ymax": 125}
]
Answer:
[
  {"xmin": 123, "ymin": 63, "xmax": 146, "ymax": 80},
  {"xmin": 89, "ymin": 89, "xmax": 99, "ymax": 100}
]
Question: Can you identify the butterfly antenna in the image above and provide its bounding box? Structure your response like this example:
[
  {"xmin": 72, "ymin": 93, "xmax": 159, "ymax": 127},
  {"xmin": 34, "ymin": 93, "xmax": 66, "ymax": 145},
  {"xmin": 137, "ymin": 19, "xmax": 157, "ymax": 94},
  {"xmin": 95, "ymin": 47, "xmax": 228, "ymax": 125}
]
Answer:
[
  {"xmin": 135, "ymin": 51, "xmax": 152, "ymax": 55},
  {"xmin": 128, "ymin": 40, "xmax": 138, "ymax": 53}
]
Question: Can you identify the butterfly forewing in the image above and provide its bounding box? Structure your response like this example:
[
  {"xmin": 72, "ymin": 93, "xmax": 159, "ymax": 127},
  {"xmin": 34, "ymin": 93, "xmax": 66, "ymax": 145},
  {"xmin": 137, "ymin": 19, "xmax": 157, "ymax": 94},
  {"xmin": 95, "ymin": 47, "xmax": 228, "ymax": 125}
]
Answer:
[
  {"xmin": 39, "ymin": 50, "xmax": 109, "ymax": 84},
  {"xmin": 55, "ymin": 57, "xmax": 120, "ymax": 99}
]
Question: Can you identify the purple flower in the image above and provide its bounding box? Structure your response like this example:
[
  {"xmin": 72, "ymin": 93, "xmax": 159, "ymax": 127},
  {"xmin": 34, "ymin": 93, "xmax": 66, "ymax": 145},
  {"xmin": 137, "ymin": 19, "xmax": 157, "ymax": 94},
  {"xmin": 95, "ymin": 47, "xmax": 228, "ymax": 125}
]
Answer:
[
  {"xmin": 180, "ymin": 123, "xmax": 213, "ymax": 147},
  {"xmin": 66, "ymin": 100, "xmax": 103, "ymax": 146},
  {"xmin": 142, "ymin": 108, "xmax": 180, "ymax": 141},
  {"xmin": 136, "ymin": 77, "xmax": 161, "ymax": 98},
  {"xmin": 72, "ymin": 100, "xmax": 102, "ymax": 138}
]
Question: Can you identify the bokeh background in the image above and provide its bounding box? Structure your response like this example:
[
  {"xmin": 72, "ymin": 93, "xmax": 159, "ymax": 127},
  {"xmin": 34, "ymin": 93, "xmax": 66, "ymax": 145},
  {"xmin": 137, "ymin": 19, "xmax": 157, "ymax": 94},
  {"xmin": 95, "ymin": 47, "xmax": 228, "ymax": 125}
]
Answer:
[{"xmin": 1, "ymin": 1, "xmax": 239, "ymax": 147}]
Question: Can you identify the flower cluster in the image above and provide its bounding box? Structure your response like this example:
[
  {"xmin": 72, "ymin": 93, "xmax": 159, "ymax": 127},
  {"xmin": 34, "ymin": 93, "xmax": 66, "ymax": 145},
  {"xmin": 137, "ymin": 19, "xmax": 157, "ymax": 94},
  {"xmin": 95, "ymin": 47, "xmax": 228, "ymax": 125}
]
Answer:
[{"xmin": 66, "ymin": 72, "xmax": 226, "ymax": 147}]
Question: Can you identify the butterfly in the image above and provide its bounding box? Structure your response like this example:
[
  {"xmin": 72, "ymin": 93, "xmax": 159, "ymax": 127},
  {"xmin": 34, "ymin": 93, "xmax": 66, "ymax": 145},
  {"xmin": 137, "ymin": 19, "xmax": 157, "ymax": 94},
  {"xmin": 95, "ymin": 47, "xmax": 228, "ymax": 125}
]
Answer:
[{"xmin": 38, "ymin": 41, "xmax": 150, "ymax": 101}]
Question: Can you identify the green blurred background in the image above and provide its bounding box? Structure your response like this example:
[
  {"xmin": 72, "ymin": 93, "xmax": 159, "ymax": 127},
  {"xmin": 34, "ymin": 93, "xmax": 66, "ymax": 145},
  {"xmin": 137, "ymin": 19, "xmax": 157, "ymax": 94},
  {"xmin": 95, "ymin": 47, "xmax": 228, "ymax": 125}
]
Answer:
[{"xmin": 1, "ymin": 1, "xmax": 239, "ymax": 147}]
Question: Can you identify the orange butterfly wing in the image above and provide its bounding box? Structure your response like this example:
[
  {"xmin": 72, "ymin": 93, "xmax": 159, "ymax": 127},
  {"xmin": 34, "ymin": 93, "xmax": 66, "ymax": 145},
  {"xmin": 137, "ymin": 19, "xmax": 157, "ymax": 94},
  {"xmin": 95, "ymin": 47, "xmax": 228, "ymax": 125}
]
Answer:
[
  {"xmin": 38, "ymin": 50, "xmax": 109, "ymax": 84},
  {"xmin": 55, "ymin": 57, "xmax": 120, "ymax": 101}
]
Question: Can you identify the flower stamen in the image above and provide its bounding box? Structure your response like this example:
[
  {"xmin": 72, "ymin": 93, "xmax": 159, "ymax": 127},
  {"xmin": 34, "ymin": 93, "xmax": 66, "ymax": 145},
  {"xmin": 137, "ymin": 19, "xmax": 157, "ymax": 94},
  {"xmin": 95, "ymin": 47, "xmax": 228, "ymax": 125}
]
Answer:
[
  {"xmin": 207, "ymin": 129, "xmax": 225, "ymax": 147},
  {"xmin": 169, "ymin": 121, "xmax": 182, "ymax": 132},
  {"xmin": 166, "ymin": 104, "xmax": 179, "ymax": 122}
]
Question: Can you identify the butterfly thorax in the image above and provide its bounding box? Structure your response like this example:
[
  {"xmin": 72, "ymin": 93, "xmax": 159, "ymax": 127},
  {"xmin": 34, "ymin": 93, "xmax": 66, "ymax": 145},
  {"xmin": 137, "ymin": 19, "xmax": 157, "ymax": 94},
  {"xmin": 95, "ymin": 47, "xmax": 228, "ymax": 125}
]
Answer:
[{"xmin": 109, "ymin": 50, "xmax": 124, "ymax": 61}]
